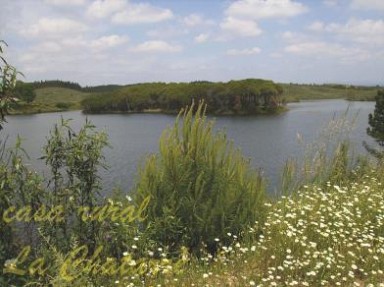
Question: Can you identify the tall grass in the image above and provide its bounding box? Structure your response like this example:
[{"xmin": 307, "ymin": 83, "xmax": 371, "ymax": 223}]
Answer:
[{"xmin": 280, "ymin": 110, "xmax": 360, "ymax": 195}]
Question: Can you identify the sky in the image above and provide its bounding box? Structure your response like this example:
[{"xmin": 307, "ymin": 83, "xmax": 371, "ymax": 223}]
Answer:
[{"xmin": 0, "ymin": 0, "xmax": 383, "ymax": 86}]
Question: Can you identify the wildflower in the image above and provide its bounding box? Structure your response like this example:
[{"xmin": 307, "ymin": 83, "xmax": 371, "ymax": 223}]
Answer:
[{"xmin": 129, "ymin": 260, "xmax": 136, "ymax": 266}]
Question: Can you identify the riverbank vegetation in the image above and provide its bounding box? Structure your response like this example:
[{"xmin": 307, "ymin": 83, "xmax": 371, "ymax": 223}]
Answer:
[{"xmin": 81, "ymin": 79, "xmax": 284, "ymax": 115}]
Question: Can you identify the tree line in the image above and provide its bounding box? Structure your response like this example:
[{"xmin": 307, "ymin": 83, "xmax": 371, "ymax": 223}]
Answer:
[
  {"xmin": 81, "ymin": 79, "xmax": 285, "ymax": 115},
  {"xmin": 11, "ymin": 80, "xmax": 123, "ymax": 105},
  {"xmin": 24, "ymin": 80, "xmax": 123, "ymax": 93}
]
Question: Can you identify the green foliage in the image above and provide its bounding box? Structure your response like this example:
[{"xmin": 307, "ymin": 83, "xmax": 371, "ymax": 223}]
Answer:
[
  {"xmin": 82, "ymin": 84, "xmax": 123, "ymax": 93},
  {"xmin": 55, "ymin": 102, "xmax": 72, "ymax": 110},
  {"xmin": 0, "ymin": 137, "xmax": 44, "ymax": 285},
  {"xmin": 41, "ymin": 118, "xmax": 109, "ymax": 251},
  {"xmin": 0, "ymin": 40, "xmax": 20, "ymax": 128},
  {"xmin": 367, "ymin": 90, "xmax": 384, "ymax": 147},
  {"xmin": 81, "ymin": 79, "xmax": 284, "ymax": 115},
  {"xmin": 13, "ymin": 82, "xmax": 36, "ymax": 103},
  {"xmin": 134, "ymin": 102, "xmax": 266, "ymax": 255},
  {"xmin": 0, "ymin": 119, "xmax": 110, "ymax": 284},
  {"xmin": 30, "ymin": 80, "xmax": 82, "ymax": 90}
]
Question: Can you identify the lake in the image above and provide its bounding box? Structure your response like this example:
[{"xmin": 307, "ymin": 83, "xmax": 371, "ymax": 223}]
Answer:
[{"xmin": 3, "ymin": 99, "xmax": 376, "ymax": 194}]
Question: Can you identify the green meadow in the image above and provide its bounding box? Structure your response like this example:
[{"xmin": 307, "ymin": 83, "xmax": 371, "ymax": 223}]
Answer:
[
  {"xmin": 11, "ymin": 87, "xmax": 92, "ymax": 114},
  {"xmin": 282, "ymin": 83, "xmax": 378, "ymax": 102}
]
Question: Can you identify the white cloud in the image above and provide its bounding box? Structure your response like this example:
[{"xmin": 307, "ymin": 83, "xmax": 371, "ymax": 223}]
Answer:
[
  {"xmin": 292, "ymin": 18, "xmax": 384, "ymax": 49},
  {"xmin": 130, "ymin": 41, "xmax": 182, "ymax": 53},
  {"xmin": 147, "ymin": 26, "xmax": 189, "ymax": 39},
  {"xmin": 285, "ymin": 41, "xmax": 334, "ymax": 55},
  {"xmin": 225, "ymin": 0, "xmax": 308, "ymax": 20},
  {"xmin": 20, "ymin": 17, "xmax": 87, "ymax": 38},
  {"xmin": 86, "ymin": 0, "xmax": 126, "ymax": 19},
  {"xmin": 86, "ymin": 0, "xmax": 173, "ymax": 24},
  {"xmin": 194, "ymin": 33, "xmax": 209, "ymax": 43},
  {"xmin": 351, "ymin": 0, "xmax": 384, "ymax": 10},
  {"xmin": 323, "ymin": 0, "xmax": 339, "ymax": 7},
  {"xmin": 20, "ymin": 34, "xmax": 128, "ymax": 63},
  {"xmin": 284, "ymin": 41, "xmax": 371, "ymax": 63},
  {"xmin": 269, "ymin": 52, "xmax": 283, "ymax": 58},
  {"xmin": 326, "ymin": 18, "xmax": 384, "ymax": 45},
  {"xmin": 112, "ymin": 3, "xmax": 173, "ymax": 25},
  {"xmin": 226, "ymin": 47, "xmax": 261, "ymax": 56},
  {"xmin": 308, "ymin": 21, "xmax": 325, "ymax": 32},
  {"xmin": 45, "ymin": 0, "xmax": 86, "ymax": 6},
  {"xmin": 60, "ymin": 36, "xmax": 87, "ymax": 48},
  {"xmin": 282, "ymin": 31, "xmax": 295, "ymax": 40},
  {"xmin": 281, "ymin": 31, "xmax": 309, "ymax": 43},
  {"xmin": 91, "ymin": 35, "xmax": 128, "ymax": 50},
  {"xmin": 35, "ymin": 41, "xmax": 63, "ymax": 53},
  {"xmin": 220, "ymin": 0, "xmax": 306, "ymax": 39},
  {"xmin": 220, "ymin": 17, "xmax": 262, "ymax": 37},
  {"xmin": 282, "ymin": 19, "xmax": 381, "ymax": 64},
  {"xmin": 183, "ymin": 14, "xmax": 215, "ymax": 27}
]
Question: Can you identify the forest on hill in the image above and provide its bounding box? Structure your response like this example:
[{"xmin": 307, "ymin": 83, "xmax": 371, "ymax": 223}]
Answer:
[{"xmin": 81, "ymin": 79, "xmax": 285, "ymax": 115}]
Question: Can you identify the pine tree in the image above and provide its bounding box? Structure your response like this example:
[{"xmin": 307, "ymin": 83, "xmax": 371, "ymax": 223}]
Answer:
[{"xmin": 367, "ymin": 90, "xmax": 384, "ymax": 147}]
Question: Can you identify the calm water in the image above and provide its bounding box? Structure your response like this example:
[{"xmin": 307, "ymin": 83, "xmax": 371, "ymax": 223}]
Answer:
[{"xmin": 2, "ymin": 100, "xmax": 375, "ymax": 194}]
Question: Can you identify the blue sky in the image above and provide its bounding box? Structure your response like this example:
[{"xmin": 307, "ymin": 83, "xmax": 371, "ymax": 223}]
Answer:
[{"xmin": 1, "ymin": 0, "xmax": 383, "ymax": 86}]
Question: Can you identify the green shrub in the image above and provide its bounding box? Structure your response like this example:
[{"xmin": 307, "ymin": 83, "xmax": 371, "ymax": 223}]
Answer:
[
  {"xmin": 41, "ymin": 118, "xmax": 109, "ymax": 252},
  {"xmin": 13, "ymin": 82, "xmax": 36, "ymax": 103},
  {"xmin": 0, "ymin": 40, "xmax": 19, "ymax": 129},
  {"xmin": 55, "ymin": 102, "xmax": 71, "ymax": 110},
  {"xmin": 134, "ymin": 102, "xmax": 266, "ymax": 255}
]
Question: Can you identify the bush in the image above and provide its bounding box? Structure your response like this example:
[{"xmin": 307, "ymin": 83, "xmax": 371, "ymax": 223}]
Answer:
[
  {"xmin": 0, "ymin": 40, "xmax": 19, "ymax": 129},
  {"xmin": 14, "ymin": 82, "xmax": 36, "ymax": 103},
  {"xmin": 41, "ymin": 118, "xmax": 109, "ymax": 252},
  {"xmin": 55, "ymin": 102, "xmax": 72, "ymax": 110},
  {"xmin": 134, "ymin": 102, "xmax": 266, "ymax": 255}
]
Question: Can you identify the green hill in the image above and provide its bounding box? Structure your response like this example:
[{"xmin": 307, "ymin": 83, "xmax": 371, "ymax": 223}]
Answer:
[
  {"xmin": 282, "ymin": 83, "xmax": 378, "ymax": 102},
  {"xmin": 12, "ymin": 87, "xmax": 92, "ymax": 114}
]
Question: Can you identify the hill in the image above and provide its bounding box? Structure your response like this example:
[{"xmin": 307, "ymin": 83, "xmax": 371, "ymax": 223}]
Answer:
[
  {"xmin": 282, "ymin": 83, "xmax": 378, "ymax": 102},
  {"xmin": 11, "ymin": 87, "xmax": 92, "ymax": 114}
]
